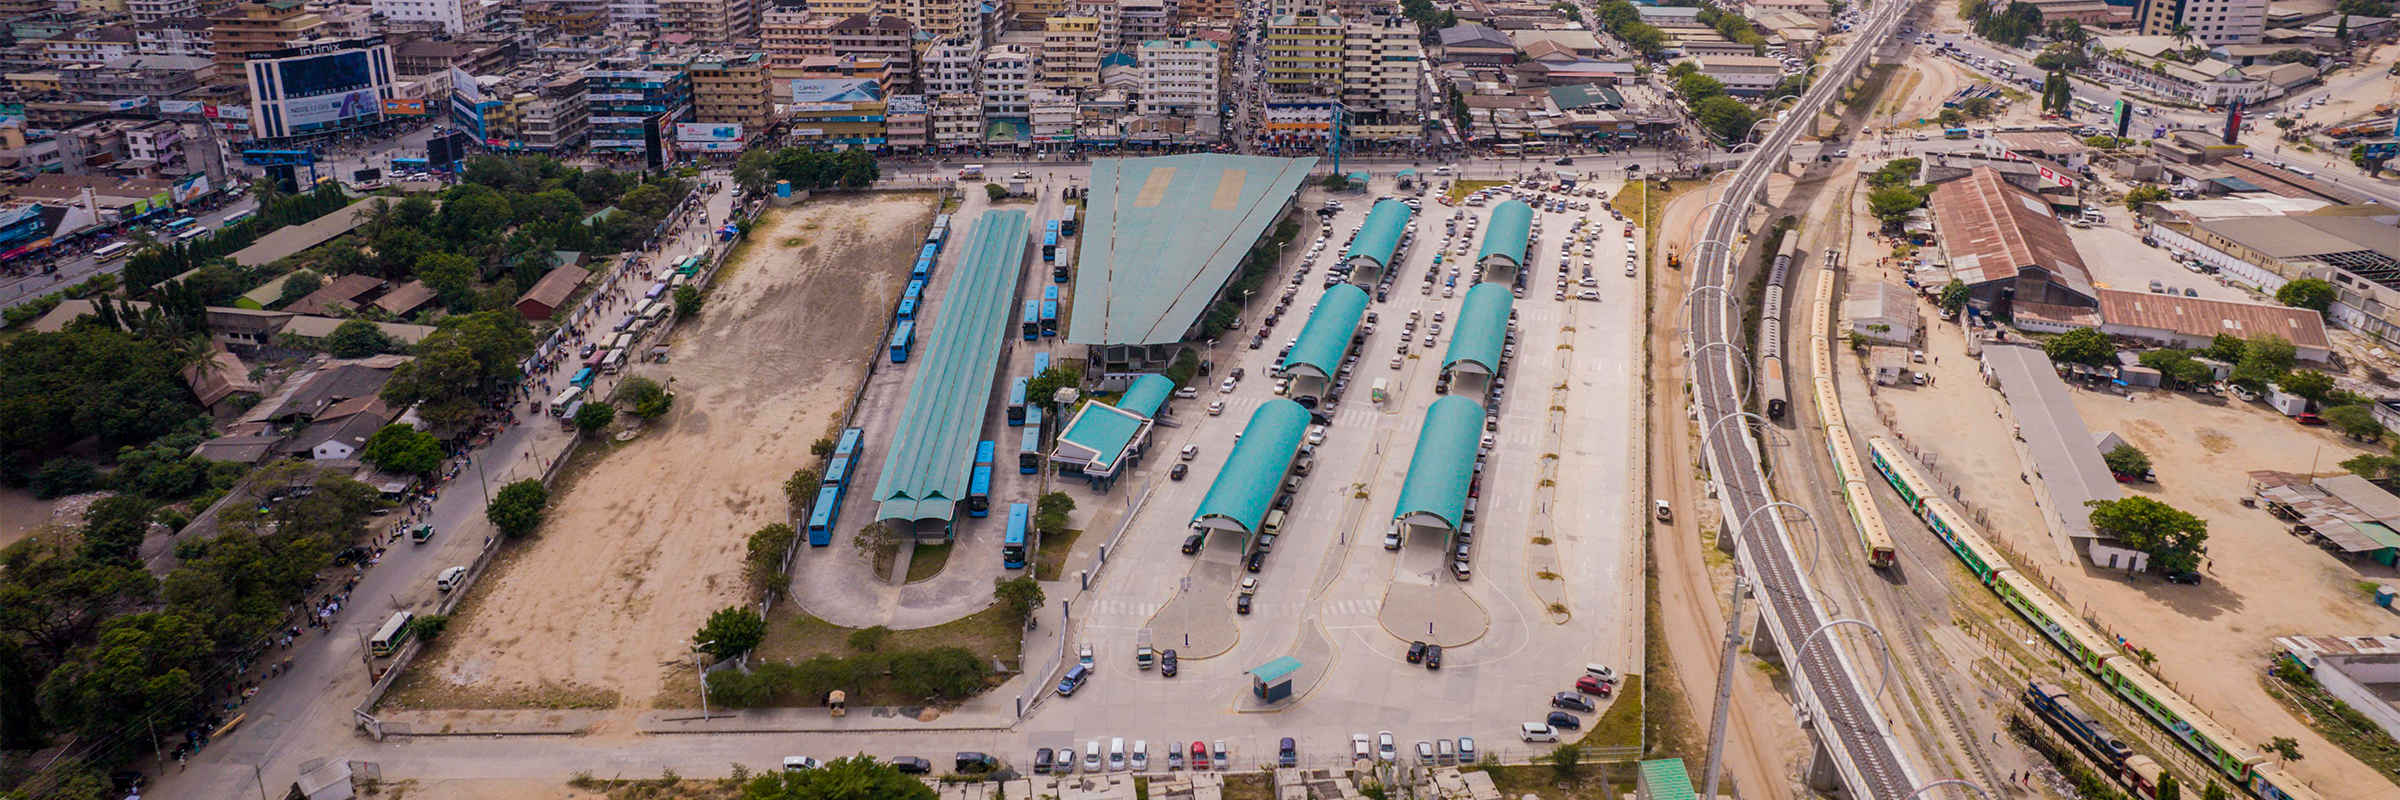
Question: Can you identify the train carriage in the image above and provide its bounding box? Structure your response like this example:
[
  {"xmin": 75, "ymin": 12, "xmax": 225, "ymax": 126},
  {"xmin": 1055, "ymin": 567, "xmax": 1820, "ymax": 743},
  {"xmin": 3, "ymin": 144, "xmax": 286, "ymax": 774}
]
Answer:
[
  {"xmin": 2097, "ymin": 656, "xmax": 2266, "ymax": 783},
  {"xmin": 1992, "ymin": 571, "xmax": 2119, "ymax": 675}
]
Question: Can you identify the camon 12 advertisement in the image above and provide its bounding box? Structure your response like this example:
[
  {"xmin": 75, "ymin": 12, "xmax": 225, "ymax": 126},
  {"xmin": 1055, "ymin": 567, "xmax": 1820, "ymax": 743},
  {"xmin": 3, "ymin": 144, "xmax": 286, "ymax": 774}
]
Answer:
[{"xmin": 274, "ymin": 49, "xmax": 380, "ymax": 133}]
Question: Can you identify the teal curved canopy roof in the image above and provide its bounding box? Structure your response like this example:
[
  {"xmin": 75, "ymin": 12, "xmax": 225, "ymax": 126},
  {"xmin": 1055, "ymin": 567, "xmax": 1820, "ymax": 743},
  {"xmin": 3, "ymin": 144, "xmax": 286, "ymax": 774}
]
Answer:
[
  {"xmin": 1343, "ymin": 199, "xmax": 1412, "ymax": 270},
  {"xmin": 874, "ymin": 211, "xmax": 1031, "ymax": 522},
  {"xmin": 1396, "ymin": 168, "xmax": 1417, "ymax": 177},
  {"xmin": 1280, "ymin": 283, "xmax": 1367, "ymax": 379},
  {"xmin": 1442, "ymin": 283, "xmax": 1514, "ymax": 374},
  {"xmin": 1344, "ymin": 171, "xmax": 1370, "ymax": 184},
  {"xmin": 1117, "ymin": 373, "xmax": 1175, "ymax": 419},
  {"xmin": 1191, "ymin": 399, "xmax": 1310, "ymax": 534},
  {"xmin": 1394, "ymin": 396, "xmax": 1487, "ymax": 530},
  {"xmin": 1478, "ymin": 200, "xmax": 1532, "ymax": 269}
]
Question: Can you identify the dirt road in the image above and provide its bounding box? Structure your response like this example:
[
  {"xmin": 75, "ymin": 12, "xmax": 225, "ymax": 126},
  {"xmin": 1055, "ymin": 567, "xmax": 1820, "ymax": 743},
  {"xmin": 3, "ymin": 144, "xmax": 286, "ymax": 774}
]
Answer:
[{"xmin": 386, "ymin": 193, "xmax": 937, "ymax": 715}]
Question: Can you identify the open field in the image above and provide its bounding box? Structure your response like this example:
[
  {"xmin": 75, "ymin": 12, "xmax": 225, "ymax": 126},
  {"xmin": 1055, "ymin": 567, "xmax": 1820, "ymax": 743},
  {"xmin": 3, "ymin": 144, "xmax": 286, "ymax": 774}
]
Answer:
[{"xmin": 382, "ymin": 193, "xmax": 938, "ymax": 713}]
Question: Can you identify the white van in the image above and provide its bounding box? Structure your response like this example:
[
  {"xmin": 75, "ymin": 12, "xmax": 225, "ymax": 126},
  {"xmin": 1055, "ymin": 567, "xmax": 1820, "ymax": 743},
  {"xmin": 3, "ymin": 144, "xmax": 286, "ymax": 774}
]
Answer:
[
  {"xmin": 1520, "ymin": 723, "xmax": 1560, "ymax": 742},
  {"xmin": 1262, "ymin": 509, "xmax": 1286, "ymax": 536},
  {"xmin": 436, "ymin": 565, "xmax": 468, "ymax": 592},
  {"xmin": 1131, "ymin": 740, "xmax": 1149, "ymax": 771}
]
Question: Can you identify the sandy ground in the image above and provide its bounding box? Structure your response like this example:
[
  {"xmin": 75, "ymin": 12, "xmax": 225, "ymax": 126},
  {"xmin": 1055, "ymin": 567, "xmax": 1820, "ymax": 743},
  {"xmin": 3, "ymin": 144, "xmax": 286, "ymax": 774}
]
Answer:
[
  {"xmin": 0, "ymin": 486, "xmax": 63, "ymax": 549},
  {"xmin": 389, "ymin": 193, "xmax": 937, "ymax": 715}
]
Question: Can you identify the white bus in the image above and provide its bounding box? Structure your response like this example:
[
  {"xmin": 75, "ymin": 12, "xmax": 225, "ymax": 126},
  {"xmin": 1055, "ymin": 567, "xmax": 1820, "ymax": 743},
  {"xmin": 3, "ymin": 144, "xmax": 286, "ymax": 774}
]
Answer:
[
  {"xmin": 370, "ymin": 611, "xmax": 416, "ymax": 657},
  {"xmin": 603, "ymin": 348, "xmax": 627, "ymax": 374},
  {"xmin": 176, "ymin": 227, "xmax": 209, "ymax": 242},
  {"xmin": 93, "ymin": 242, "xmax": 133, "ymax": 261}
]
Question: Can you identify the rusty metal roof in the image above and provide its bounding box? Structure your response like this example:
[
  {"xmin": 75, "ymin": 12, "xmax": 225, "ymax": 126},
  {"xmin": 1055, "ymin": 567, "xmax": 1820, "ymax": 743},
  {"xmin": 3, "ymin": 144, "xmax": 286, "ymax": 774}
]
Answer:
[
  {"xmin": 1929, "ymin": 167, "xmax": 2092, "ymax": 298},
  {"xmin": 2096, "ymin": 289, "xmax": 2329, "ymax": 351}
]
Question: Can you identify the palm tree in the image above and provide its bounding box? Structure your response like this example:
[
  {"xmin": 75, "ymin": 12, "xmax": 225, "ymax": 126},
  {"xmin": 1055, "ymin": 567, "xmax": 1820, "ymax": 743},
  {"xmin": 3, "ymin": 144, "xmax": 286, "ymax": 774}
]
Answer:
[
  {"xmin": 358, "ymin": 197, "xmax": 397, "ymax": 239},
  {"xmin": 248, "ymin": 174, "xmax": 285, "ymax": 213},
  {"xmin": 2170, "ymin": 23, "xmax": 2195, "ymax": 48}
]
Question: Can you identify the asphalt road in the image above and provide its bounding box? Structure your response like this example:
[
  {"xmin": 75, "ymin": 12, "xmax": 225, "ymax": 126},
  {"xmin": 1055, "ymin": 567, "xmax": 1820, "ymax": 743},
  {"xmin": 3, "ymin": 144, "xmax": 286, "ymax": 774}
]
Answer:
[{"xmin": 0, "ymin": 196, "xmax": 260, "ymax": 311}]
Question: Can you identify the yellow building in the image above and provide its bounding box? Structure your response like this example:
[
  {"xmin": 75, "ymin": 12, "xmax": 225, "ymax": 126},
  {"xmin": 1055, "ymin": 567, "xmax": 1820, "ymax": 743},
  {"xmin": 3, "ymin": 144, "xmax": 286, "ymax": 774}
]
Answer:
[{"xmin": 1041, "ymin": 15, "xmax": 1101, "ymax": 88}]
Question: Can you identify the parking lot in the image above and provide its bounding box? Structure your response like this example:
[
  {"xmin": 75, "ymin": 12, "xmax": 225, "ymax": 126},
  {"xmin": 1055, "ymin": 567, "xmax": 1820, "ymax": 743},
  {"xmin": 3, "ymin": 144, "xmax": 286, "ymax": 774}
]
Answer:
[
  {"xmin": 1034, "ymin": 174, "xmax": 1645, "ymax": 764},
  {"xmin": 2065, "ymin": 222, "xmax": 2259, "ymax": 303}
]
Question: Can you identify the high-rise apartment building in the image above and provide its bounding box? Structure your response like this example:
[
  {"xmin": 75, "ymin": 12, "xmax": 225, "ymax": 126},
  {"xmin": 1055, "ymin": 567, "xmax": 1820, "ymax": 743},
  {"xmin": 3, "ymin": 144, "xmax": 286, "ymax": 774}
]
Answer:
[
  {"xmin": 209, "ymin": 1, "xmax": 326, "ymax": 88},
  {"xmin": 609, "ymin": 0, "xmax": 658, "ymax": 26},
  {"xmin": 808, "ymin": 0, "xmax": 874, "ymax": 15},
  {"xmin": 1013, "ymin": 0, "xmax": 1067, "ymax": 26},
  {"xmin": 2136, "ymin": 0, "xmax": 2264, "ymax": 44},
  {"xmin": 587, "ymin": 56, "xmax": 692, "ymax": 157},
  {"xmin": 517, "ymin": 74, "xmax": 590, "ymax": 152},
  {"xmin": 827, "ymin": 14, "xmax": 916, "ymax": 91},
  {"xmin": 763, "ymin": 7, "xmax": 831, "ymax": 89},
  {"xmin": 134, "ymin": 18, "xmax": 214, "ymax": 57},
  {"xmin": 1176, "ymin": 0, "xmax": 1233, "ymax": 25},
  {"xmin": 787, "ymin": 76, "xmax": 885, "ymax": 147},
  {"xmin": 980, "ymin": 43, "xmax": 1034, "ymax": 120},
  {"xmin": 1136, "ymin": 37, "xmax": 1217, "ymax": 116},
  {"xmin": 896, "ymin": 0, "xmax": 970, "ymax": 37},
  {"xmin": 128, "ymin": 0, "xmax": 195, "ymax": 23},
  {"xmin": 371, "ymin": 0, "xmax": 487, "ymax": 34},
  {"xmin": 1121, "ymin": 0, "xmax": 1170, "ymax": 43},
  {"xmin": 686, "ymin": 52, "xmax": 773, "ymax": 134},
  {"xmin": 1265, "ymin": 10, "xmax": 1341, "ymax": 96},
  {"xmin": 1341, "ymin": 13, "xmax": 1420, "ymax": 140},
  {"xmin": 1040, "ymin": 14, "xmax": 1101, "ymax": 88},
  {"xmin": 931, "ymin": 92, "xmax": 980, "ymax": 147},
  {"xmin": 920, "ymin": 31, "xmax": 980, "ymax": 95},
  {"xmin": 660, "ymin": 0, "xmax": 758, "ymax": 42},
  {"xmin": 884, "ymin": 93, "xmax": 927, "ymax": 148}
]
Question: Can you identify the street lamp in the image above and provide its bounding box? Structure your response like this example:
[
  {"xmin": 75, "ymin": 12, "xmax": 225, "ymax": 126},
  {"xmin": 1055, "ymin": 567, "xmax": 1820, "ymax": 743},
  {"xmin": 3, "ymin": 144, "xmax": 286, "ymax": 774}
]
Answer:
[{"xmin": 692, "ymin": 640, "xmax": 716, "ymax": 721}]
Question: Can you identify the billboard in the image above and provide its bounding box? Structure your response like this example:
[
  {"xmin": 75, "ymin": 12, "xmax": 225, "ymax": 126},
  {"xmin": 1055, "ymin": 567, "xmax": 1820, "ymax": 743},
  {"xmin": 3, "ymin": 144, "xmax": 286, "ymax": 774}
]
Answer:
[
  {"xmin": 283, "ymin": 89, "xmax": 381, "ymax": 133},
  {"xmin": 673, "ymin": 123, "xmax": 744, "ymax": 143},
  {"xmin": 677, "ymin": 140, "xmax": 745, "ymax": 152},
  {"xmin": 160, "ymin": 100, "xmax": 204, "ymax": 115},
  {"xmin": 383, "ymin": 98, "xmax": 428, "ymax": 116}
]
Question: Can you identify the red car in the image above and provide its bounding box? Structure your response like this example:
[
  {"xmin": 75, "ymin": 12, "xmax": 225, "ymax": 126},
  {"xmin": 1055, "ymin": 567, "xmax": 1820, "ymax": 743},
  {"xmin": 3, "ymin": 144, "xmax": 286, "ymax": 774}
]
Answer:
[
  {"xmin": 2297, "ymin": 412, "xmax": 2327, "ymax": 426},
  {"xmin": 1190, "ymin": 740, "xmax": 1211, "ymax": 770},
  {"xmin": 1576, "ymin": 675, "xmax": 1614, "ymax": 697}
]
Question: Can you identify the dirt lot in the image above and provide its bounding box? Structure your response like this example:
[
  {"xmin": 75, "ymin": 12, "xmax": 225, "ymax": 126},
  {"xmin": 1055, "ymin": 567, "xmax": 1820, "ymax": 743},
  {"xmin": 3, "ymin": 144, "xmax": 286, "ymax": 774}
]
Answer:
[
  {"xmin": 385, "ymin": 193, "xmax": 938, "ymax": 714},
  {"xmin": 0, "ymin": 486, "xmax": 64, "ymax": 549}
]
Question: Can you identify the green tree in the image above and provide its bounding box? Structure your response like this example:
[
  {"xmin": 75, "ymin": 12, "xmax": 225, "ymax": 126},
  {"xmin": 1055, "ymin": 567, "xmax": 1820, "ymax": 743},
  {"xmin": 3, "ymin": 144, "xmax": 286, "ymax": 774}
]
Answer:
[
  {"xmin": 36, "ymin": 611, "xmax": 212, "ymax": 740},
  {"xmin": 2086, "ymin": 496, "xmax": 2209, "ymax": 574},
  {"xmin": 985, "ymin": 183, "xmax": 1008, "ymax": 202},
  {"xmin": 277, "ymin": 270, "xmax": 323, "ymax": 306},
  {"xmin": 694, "ymin": 606, "xmax": 766, "ymax": 660},
  {"xmin": 573, "ymin": 401, "xmax": 617, "ymax": 432},
  {"xmin": 620, "ymin": 375, "xmax": 673, "ymax": 418},
  {"xmin": 2231, "ymin": 334, "xmax": 2297, "ymax": 389},
  {"xmin": 2103, "ymin": 444, "xmax": 2151, "ymax": 477},
  {"xmin": 1960, "ymin": 96, "xmax": 1996, "ymax": 119},
  {"xmin": 1548, "ymin": 743, "xmax": 1582, "ymax": 782},
  {"xmin": 746, "ymin": 523, "xmax": 797, "ymax": 595},
  {"xmin": 78, "ymin": 495, "xmax": 155, "ymax": 565},
  {"xmin": 811, "ymin": 437, "xmax": 836, "ymax": 457},
  {"xmin": 2138, "ymin": 349, "xmax": 2217, "ymax": 387},
  {"xmin": 361, "ymin": 423, "xmax": 445, "ymax": 475},
  {"xmin": 1035, "ymin": 491, "xmax": 1076, "ymax": 534},
  {"xmin": 414, "ymin": 252, "xmax": 479, "ymax": 311},
  {"xmin": 30, "ymin": 457, "xmax": 100, "ymax": 499},
  {"xmin": 739, "ymin": 755, "xmax": 938, "ymax": 800},
  {"xmin": 2205, "ymin": 332, "xmax": 2247, "ymax": 363},
  {"xmin": 2123, "ymin": 185, "xmax": 2171, "ymax": 210},
  {"xmin": 2045, "ymin": 328, "xmax": 2115, "ymax": 366},
  {"xmin": 2324, "ymin": 405, "xmax": 2386, "ymax": 442},
  {"xmin": 2263, "ymin": 735, "xmax": 2302, "ymax": 762},
  {"xmin": 2341, "ymin": 453, "xmax": 2400, "ymax": 479},
  {"xmin": 410, "ymin": 613, "xmax": 450, "ymax": 642},
  {"xmin": 380, "ymin": 310, "xmax": 536, "ymax": 433},
  {"xmin": 325, "ymin": 318, "xmax": 399, "ymax": 357},
  {"xmin": 853, "ymin": 520, "xmax": 901, "ymax": 554},
  {"xmin": 732, "ymin": 148, "xmax": 777, "ymax": 195},
  {"xmin": 2202, "ymin": 782, "xmax": 2229, "ymax": 800},
  {"xmin": 783, "ymin": 467, "xmax": 821, "ymax": 510},
  {"xmin": 1693, "ymin": 96, "xmax": 1759, "ymax": 142},
  {"xmin": 1937, "ymin": 108, "xmax": 1966, "ymax": 127},
  {"xmin": 2279, "ymin": 369, "xmax": 2337, "ymax": 405},
  {"xmin": 1938, "ymin": 279, "xmax": 1969, "ymax": 314},
  {"xmin": 487, "ymin": 479, "xmax": 550, "ymax": 537},
  {"xmin": 1675, "ymin": 73, "xmax": 1726, "ymax": 103},
  {"xmin": 994, "ymin": 575, "xmax": 1045, "ymax": 622},
  {"xmin": 847, "ymin": 625, "xmax": 892, "ymax": 653},
  {"xmin": 673, "ymin": 284, "xmax": 704, "ymax": 317},
  {"xmin": 1026, "ymin": 363, "xmax": 1083, "ymax": 409},
  {"xmin": 1867, "ymin": 186, "xmax": 1925, "ymax": 228},
  {"xmin": 2276, "ymin": 277, "xmax": 2337, "ymax": 312},
  {"xmin": 2158, "ymin": 773, "xmax": 2181, "ymax": 800}
]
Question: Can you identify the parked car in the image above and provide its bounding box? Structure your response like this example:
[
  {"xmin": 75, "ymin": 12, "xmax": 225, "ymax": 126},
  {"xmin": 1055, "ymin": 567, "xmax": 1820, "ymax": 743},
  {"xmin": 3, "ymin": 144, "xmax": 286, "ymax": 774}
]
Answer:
[
  {"xmin": 1545, "ymin": 711, "xmax": 1583, "ymax": 730},
  {"xmin": 1170, "ymin": 463, "xmax": 1188, "ymax": 481},
  {"xmin": 1424, "ymin": 644, "xmax": 1442, "ymax": 669},
  {"xmin": 889, "ymin": 756, "xmax": 933, "ymax": 774},
  {"xmin": 1552, "ymin": 692, "xmax": 1597, "ymax": 712},
  {"xmin": 1161, "ymin": 649, "xmax": 1179, "ymax": 677},
  {"xmin": 1182, "ymin": 532, "xmax": 1205, "ymax": 554},
  {"xmin": 2165, "ymin": 570, "xmax": 2204, "ymax": 585},
  {"xmin": 1280, "ymin": 738, "xmax": 1298, "ymax": 767},
  {"xmin": 1458, "ymin": 737, "xmax": 1477, "ymax": 762},
  {"xmin": 1408, "ymin": 641, "xmax": 1427, "ymax": 663},
  {"xmin": 1377, "ymin": 732, "xmax": 1396, "ymax": 761},
  {"xmin": 1033, "ymin": 749, "xmax": 1053, "ymax": 774},
  {"xmin": 1192, "ymin": 740, "xmax": 1215, "ymax": 771},
  {"xmin": 1576, "ymin": 675, "xmax": 1614, "ymax": 696},
  {"xmin": 1519, "ymin": 723, "xmax": 1559, "ymax": 743}
]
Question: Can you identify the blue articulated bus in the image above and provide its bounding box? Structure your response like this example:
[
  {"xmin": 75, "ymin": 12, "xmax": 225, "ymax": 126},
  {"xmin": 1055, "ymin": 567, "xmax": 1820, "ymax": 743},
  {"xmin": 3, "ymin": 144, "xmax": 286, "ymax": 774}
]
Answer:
[
  {"xmin": 807, "ymin": 483, "xmax": 845, "ymax": 546},
  {"xmin": 1008, "ymin": 377, "xmax": 1029, "ymax": 425},
  {"xmin": 1019, "ymin": 428, "xmax": 1042, "ymax": 474},
  {"xmin": 913, "ymin": 258, "xmax": 932, "ymax": 282},
  {"xmin": 1022, "ymin": 301, "xmax": 1040, "ymax": 340},
  {"xmin": 904, "ymin": 279, "xmax": 924, "ymax": 303},
  {"xmin": 833, "ymin": 427, "xmax": 864, "ymax": 460},
  {"xmin": 1042, "ymin": 231, "xmax": 1058, "ymax": 262},
  {"xmin": 1003, "ymin": 503, "xmax": 1030, "ymax": 569},
  {"xmin": 1025, "ymin": 406, "xmax": 1042, "ymax": 431},
  {"xmin": 824, "ymin": 455, "xmax": 851, "ymax": 488},
  {"xmin": 1040, "ymin": 301, "xmax": 1058, "ymax": 336},
  {"xmin": 890, "ymin": 320, "xmax": 916, "ymax": 363},
  {"xmin": 920, "ymin": 242, "xmax": 939, "ymax": 263},
  {"xmin": 897, "ymin": 296, "xmax": 917, "ymax": 322},
  {"xmin": 1033, "ymin": 352, "xmax": 1051, "ymax": 376},
  {"xmin": 969, "ymin": 441, "xmax": 995, "ymax": 517}
]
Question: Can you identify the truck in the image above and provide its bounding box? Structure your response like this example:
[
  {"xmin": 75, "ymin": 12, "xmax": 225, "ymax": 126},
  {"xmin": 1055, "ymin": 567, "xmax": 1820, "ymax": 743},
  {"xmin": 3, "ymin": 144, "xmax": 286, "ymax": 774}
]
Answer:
[
  {"xmin": 1369, "ymin": 378, "xmax": 1390, "ymax": 406},
  {"xmin": 410, "ymin": 523, "xmax": 435, "ymax": 544},
  {"xmin": 1135, "ymin": 629, "xmax": 1155, "ymax": 669},
  {"xmin": 959, "ymin": 164, "xmax": 985, "ymax": 180}
]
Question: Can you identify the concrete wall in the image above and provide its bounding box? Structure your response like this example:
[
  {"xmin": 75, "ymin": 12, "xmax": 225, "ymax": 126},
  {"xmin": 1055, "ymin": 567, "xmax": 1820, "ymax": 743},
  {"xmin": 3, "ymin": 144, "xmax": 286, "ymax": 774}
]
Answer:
[{"xmin": 2295, "ymin": 653, "xmax": 2400, "ymax": 744}]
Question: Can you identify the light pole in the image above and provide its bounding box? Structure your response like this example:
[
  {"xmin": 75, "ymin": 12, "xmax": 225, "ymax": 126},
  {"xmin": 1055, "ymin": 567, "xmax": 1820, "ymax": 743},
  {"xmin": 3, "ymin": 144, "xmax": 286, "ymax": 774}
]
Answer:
[{"xmin": 693, "ymin": 640, "xmax": 716, "ymax": 721}]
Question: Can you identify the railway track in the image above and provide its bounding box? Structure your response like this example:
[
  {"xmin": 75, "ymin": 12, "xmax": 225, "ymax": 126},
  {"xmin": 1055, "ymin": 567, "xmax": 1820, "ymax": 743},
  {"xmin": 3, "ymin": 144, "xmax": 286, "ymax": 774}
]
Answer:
[{"xmin": 1682, "ymin": 0, "xmax": 1924, "ymax": 796}]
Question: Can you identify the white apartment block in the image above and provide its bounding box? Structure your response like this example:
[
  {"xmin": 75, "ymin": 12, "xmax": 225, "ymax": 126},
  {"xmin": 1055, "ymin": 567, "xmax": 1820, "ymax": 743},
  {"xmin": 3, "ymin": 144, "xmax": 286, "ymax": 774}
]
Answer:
[
  {"xmin": 126, "ymin": 0, "xmax": 193, "ymax": 23},
  {"xmin": 133, "ymin": 19, "xmax": 211, "ymax": 58},
  {"xmin": 1121, "ymin": 0, "xmax": 1169, "ymax": 43},
  {"xmin": 373, "ymin": 0, "xmax": 488, "ymax": 34},
  {"xmin": 981, "ymin": 44, "xmax": 1035, "ymax": 118},
  {"xmin": 922, "ymin": 31, "xmax": 981, "ymax": 95},
  {"xmin": 610, "ymin": 0, "xmax": 659, "ymax": 25},
  {"xmin": 1137, "ymin": 37, "xmax": 1218, "ymax": 116},
  {"xmin": 897, "ymin": 0, "xmax": 971, "ymax": 37},
  {"xmin": 660, "ymin": 0, "xmax": 758, "ymax": 42},
  {"xmin": 1340, "ymin": 13, "xmax": 1420, "ymax": 138},
  {"xmin": 2138, "ymin": 0, "xmax": 2265, "ymax": 44},
  {"xmin": 1029, "ymin": 88, "xmax": 1076, "ymax": 138}
]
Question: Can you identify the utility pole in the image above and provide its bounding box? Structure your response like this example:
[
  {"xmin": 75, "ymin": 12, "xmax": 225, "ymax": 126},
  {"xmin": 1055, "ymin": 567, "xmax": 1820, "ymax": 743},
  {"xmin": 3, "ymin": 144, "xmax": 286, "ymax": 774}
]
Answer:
[{"xmin": 1700, "ymin": 573, "xmax": 1749, "ymax": 800}]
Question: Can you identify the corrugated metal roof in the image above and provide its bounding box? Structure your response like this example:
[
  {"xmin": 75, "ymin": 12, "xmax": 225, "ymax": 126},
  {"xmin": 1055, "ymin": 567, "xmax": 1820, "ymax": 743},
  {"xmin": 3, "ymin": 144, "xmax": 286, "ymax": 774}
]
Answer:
[
  {"xmin": 1393, "ymin": 396, "xmax": 1486, "ymax": 529},
  {"xmin": 1637, "ymin": 759, "xmax": 1696, "ymax": 800},
  {"xmin": 1057, "ymin": 401, "xmax": 1146, "ymax": 471},
  {"xmin": 1345, "ymin": 198, "xmax": 1412, "ymax": 269},
  {"xmin": 1929, "ymin": 167, "xmax": 2091, "ymax": 297},
  {"xmin": 1981, "ymin": 344, "xmax": 2121, "ymax": 540},
  {"xmin": 1477, "ymin": 199, "xmax": 1531, "ymax": 269},
  {"xmin": 2096, "ymin": 289, "xmax": 2329, "ymax": 351},
  {"xmin": 1065, "ymin": 154, "xmax": 1320, "ymax": 346},
  {"xmin": 873, "ymin": 210, "xmax": 1031, "ymax": 522},
  {"xmin": 2317, "ymin": 474, "xmax": 2400, "ymax": 525},
  {"xmin": 1191, "ymin": 399, "xmax": 1309, "ymax": 536},
  {"xmin": 1281, "ymin": 283, "xmax": 1368, "ymax": 379},
  {"xmin": 1442, "ymin": 283, "xmax": 1513, "ymax": 374}
]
